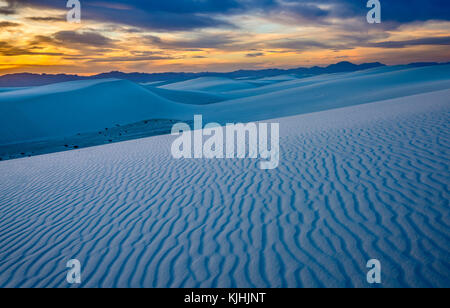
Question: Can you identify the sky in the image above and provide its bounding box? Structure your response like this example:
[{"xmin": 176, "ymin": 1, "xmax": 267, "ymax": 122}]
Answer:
[{"xmin": 0, "ymin": 0, "xmax": 449, "ymax": 75}]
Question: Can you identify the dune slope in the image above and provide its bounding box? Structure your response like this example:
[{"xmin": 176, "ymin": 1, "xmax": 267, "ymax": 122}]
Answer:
[
  {"xmin": 0, "ymin": 89, "xmax": 448, "ymax": 288},
  {"xmin": 144, "ymin": 86, "xmax": 227, "ymax": 105},
  {"xmin": 222, "ymin": 65, "xmax": 411, "ymax": 100},
  {"xmin": 0, "ymin": 79, "xmax": 194, "ymax": 145},
  {"xmin": 160, "ymin": 77, "xmax": 259, "ymax": 93},
  {"xmin": 201, "ymin": 65, "xmax": 450, "ymax": 122}
]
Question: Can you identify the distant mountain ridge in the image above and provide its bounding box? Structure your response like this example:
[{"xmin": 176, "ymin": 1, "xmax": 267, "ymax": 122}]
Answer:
[{"xmin": 0, "ymin": 61, "xmax": 447, "ymax": 87}]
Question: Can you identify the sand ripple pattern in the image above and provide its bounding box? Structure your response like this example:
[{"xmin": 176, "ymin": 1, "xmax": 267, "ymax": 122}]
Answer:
[{"xmin": 0, "ymin": 90, "xmax": 449, "ymax": 287}]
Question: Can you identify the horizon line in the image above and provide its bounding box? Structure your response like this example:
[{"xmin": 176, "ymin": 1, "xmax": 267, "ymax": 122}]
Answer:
[{"xmin": 2, "ymin": 60, "xmax": 450, "ymax": 78}]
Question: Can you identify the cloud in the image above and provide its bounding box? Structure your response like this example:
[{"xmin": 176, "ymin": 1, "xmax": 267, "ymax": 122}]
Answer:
[
  {"xmin": 26, "ymin": 16, "xmax": 65, "ymax": 22},
  {"xmin": 30, "ymin": 31, "xmax": 117, "ymax": 50},
  {"xmin": 87, "ymin": 55, "xmax": 175, "ymax": 63},
  {"xmin": 84, "ymin": 8, "xmax": 235, "ymax": 31},
  {"xmin": 269, "ymin": 1, "xmax": 330, "ymax": 24},
  {"xmin": 367, "ymin": 36, "xmax": 450, "ymax": 48},
  {"xmin": 369, "ymin": 0, "xmax": 450, "ymax": 23},
  {"xmin": 302, "ymin": 0, "xmax": 450, "ymax": 23},
  {"xmin": 145, "ymin": 34, "xmax": 237, "ymax": 50},
  {"xmin": 53, "ymin": 31, "xmax": 116, "ymax": 47},
  {"xmin": 24, "ymin": 31, "xmax": 118, "ymax": 56},
  {"xmin": 0, "ymin": 41, "xmax": 64, "ymax": 56},
  {"xmin": 246, "ymin": 52, "xmax": 265, "ymax": 57},
  {"xmin": 0, "ymin": 21, "xmax": 20, "ymax": 28},
  {"xmin": 267, "ymin": 39, "xmax": 331, "ymax": 51},
  {"xmin": 0, "ymin": 0, "xmax": 17, "ymax": 15},
  {"xmin": 6, "ymin": 0, "xmax": 244, "ymax": 30},
  {"xmin": 268, "ymin": 34, "xmax": 450, "ymax": 53},
  {"xmin": 5, "ymin": 0, "xmax": 450, "ymax": 32}
]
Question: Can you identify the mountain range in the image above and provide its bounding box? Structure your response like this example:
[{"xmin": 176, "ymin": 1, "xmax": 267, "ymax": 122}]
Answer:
[{"xmin": 1, "ymin": 61, "xmax": 449, "ymax": 87}]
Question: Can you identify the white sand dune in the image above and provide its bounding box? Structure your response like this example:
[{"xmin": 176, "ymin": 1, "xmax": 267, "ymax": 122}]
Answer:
[
  {"xmin": 0, "ymin": 89, "xmax": 449, "ymax": 288},
  {"xmin": 0, "ymin": 79, "xmax": 194, "ymax": 145},
  {"xmin": 2, "ymin": 65, "xmax": 449, "ymax": 147},
  {"xmin": 144, "ymin": 86, "xmax": 227, "ymax": 105},
  {"xmin": 257, "ymin": 74, "xmax": 300, "ymax": 82},
  {"xmin": 160, "ymin": 76, "xmax": 260, "ymax": 93},
  {"xmin": 200, "ymin": 65, "xmax": 450, "ymax": 123},
  {"xmin": 0, "ymin": 87, "xmax": 28, "ymax": 93},
  {"xmin": 220, "ymin": 66, "xmax": 409, "ymax": 99}
]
